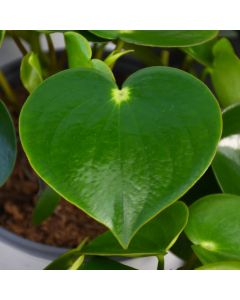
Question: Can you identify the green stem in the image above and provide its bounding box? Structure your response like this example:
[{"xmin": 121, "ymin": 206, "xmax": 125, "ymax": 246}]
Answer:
[
  {"xmin": 115, "ymin": 39, "xmax": 125, "ymax": 52},
  {"xmin": 157, "ymin": 255, "xmax": 164, "ymax": 270},
  {"xmin": 45, "ymin": 34, "xmax": 57, "ymax": 73},
  {"xmin": 160, "ymin": 50, "xmax": 170, "ymax": 66},
  {"xmin": 94, "ymin": 43, "xmax": 106, "ymax": 60},
  {"xmin": 12, "ymin": 35, "xmax": 28, "ymax": 56},
  {"xmin": 0, "ymin": 71, "xmax": 18, "ymax": 105}
]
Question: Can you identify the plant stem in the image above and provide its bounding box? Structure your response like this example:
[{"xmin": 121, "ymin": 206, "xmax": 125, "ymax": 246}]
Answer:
[
  {"xmin": 45, "ymin": 34, "xmax": 57, "ymax": 73},
  {"xmin": 12, "ymin": 35, "xmax": 28, "ymax": 56},
  {"xmin": 115, "ymin": 39, "xmax": 125, "ymax": 52},
  {"xmin": 160, "ymin": 50, "xmax": 170, "ymax": 66},
  {"xmin": 157, "ymin": 255, "xmax": 164, "ymax": 270},
  {"xmin": 0, "ymin": 71, "xmax": 18, "ymax": 105},
  {"xmin": 94, "ymin": 43, "xmax": 106, "ymax": 59}
]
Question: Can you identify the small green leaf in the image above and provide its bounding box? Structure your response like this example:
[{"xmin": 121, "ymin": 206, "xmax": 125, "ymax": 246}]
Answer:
[
  {"xmin": 46, "ymin": 249, "xmax": 134, "ymax": 270},
  {"xmin": 90, "ymin": 30, "xmax": 218, "ymax": 47},
  {"xmin": 91, "ymin": 59, "xmax": 115, "ymax": 82},
  {"xmin": 81, "ymin": 202, "xmax": 188, "ymax": 256},
  {"xmin": 33, "ymin": 185, "xmax": 61, "ymax": 225},
  {"xmin": 212, "ymin": 104, "xmax": 240, "ymax": 195},
  {"xmin": 211, "ymin": 38, "xmax": 240, "ymax": 107},
  {"xmin": 64, "ymin": 32, "xmax": 92, "ymax": 68},
  {"xmin": 80, "ymin": 256, "xmax": 135, "ymax": 270},
  {"xmin": 196, "ymin": 261, "xmax": 240, "ymax": 270},
  {"xmin": 45, "ymin": 248, "xmax": 84, "ymax": 270},
  {"xmin": 0, "ymin": 100, "xmax": 17, "ymax": 187},
  {"xmin": 104, "ymin": 49, "xmax": 134, "ymax": 69},
  {"xmin": 0, "ymin": 30, "xmax": 5, "ymax": 47},
  {"xmin": 19, "ymin": 66, "xmax": 221, "ymax": 248},
  {"xmin": 185, "ymin": 194, "xmax": 240, "ymax": 264},
  {"xmin": 20, "ymin": 52, "xmax": 43, "ymax": 93}
]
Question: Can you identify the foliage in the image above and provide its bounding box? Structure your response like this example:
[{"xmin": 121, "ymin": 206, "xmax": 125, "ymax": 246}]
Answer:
[{"xmin": 1, "ymin": 30, "xmax": 240, "ymax": 269}]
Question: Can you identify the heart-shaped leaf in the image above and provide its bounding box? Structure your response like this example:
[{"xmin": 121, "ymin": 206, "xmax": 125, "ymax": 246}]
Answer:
[
  {"xmin": 196, "ymin": 261, "xmax": 240, "ymax": 270},
  {"xmin": 80, "ymin": 202, "xmax": 188, "ymax": 256},
  {"xmin": 185, "ymin": 194, "xmax": 240, "ymax": 264},
  {"xmin": 212, "ymin": 104, "xmax": 240, "ymax": 195},
  {"xmin": 19, "ymin": 66, "xmax": 221, "ymax": 248},
  {"xmin": 90, "ymin": 30, "xmax": 218, "ymax": 47},
  {"xmin": 211, "ymin": 38, "xmax": 240, "ymax": 108},
  {"xmin": 0, "ymin": 100, "xmax": 17, "ymax": 187}
]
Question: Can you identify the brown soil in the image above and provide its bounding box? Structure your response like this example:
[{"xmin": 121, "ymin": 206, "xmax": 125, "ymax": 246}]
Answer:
[{"xmin": 0, "ymin": 86, "xmax": 106, "ymax": 248}]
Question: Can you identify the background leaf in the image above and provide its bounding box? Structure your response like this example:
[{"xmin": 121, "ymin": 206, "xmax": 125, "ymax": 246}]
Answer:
[
  {"xmin": 211, "ymin": 38, "xmax": 240, "ymax": 108},
  {"xmin": 90, "ymin": 30, "xmax": 218, "ymax": 47},
  {"xmin": 19, "ymin": 67, "xmax": 221, "ymax": 248},
  {"xmin": 196, "ymin": 261, "xmax": 240, "ymax": 270},
  {"xmin": 64, "ymin": 32, "xmax": 92, "ymax": 68},
  {"xmin": 20, "ymin": 52, "xmax": 43, "ymax": 93},
  {"xmin": 212, "ymin": 104, "xmax": 240, "ymax": 195},
  {"xmin": 185, "ymin": 194, "xmax": 240, "ymax": 264},
  {"xmin": 0, "ymin": 100, "xmax": 17, "ymax": 187},
  {"xmin": 32, "ymin": 185, "xmax": 61, "ymax": 225}
]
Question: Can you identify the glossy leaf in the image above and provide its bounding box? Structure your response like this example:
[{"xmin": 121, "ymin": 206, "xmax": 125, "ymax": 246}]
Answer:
[
  {"xmin": 0, "ymin": 30, "xmax": 5, "ymax": 47},
  {"xmin": 212, "ymin": 104, "xmax": 240, "ymax": 195},
  {"xmin": 81, "ymin": 202, "xmax": 188, "ymax": 256},
  {"xmin": 197, "ymin": 261, "xmax": 240, "ymax": 270},
  {"xmin": 90, "ymin": 30, "xmax": 218, "ymax": 47},
  {"xmin": 33, "ymin": 185, "xmax": 61, "ymax": 225},
  {"xmin": 64, "ymin": 32, "xmax": 92, "ymax": 68},
  {"xmin": 20, "ymin": 52, "xmax": 43, "ymax": 93},
  {"xmin": 211, "ymin": 38, "xmax": 240, "ymax": 108},
  {"xmin": 185, "ymin": 194, "xmax": 240, "ymax": 264},
  {"xmin": 0, "ymin": 100, "xmax": 17, "ymax": 186},
  {"xmin": 19, "ymin": 66, "xmax": 221, "ymax": 248}
]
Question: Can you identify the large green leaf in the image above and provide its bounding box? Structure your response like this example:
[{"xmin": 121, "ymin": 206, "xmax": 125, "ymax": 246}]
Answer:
[
  {"xmin": 19, "ymin": 66, "xmax": 221, "ymax": 248},
  {"xmin": 185, "ymin": 194, "xmax": 240, "ymax": 264},
  {"xmin": 0, "ymin": 30, "xmax": 5, "ymax": 47},
  {"xmin": 212, "ymin": 104, "xmax": 240, "ymax": 195},
  {"xmin": 90, "ymin": 30, "xmax": 218, "ymax": 47},
  {"xmin": 20, "ymin": 52, "xmax": 43, "ymax": 93},
  {"xmin": 80, "ymin": 202, "xmax": 188, "ymax": 256},
  {"xmin": 196, "ymin": 261, "xmax": 240, "ymax": 270},
  {"xmin": 211, "ymin": 38, "xmax": 240, "ymax": 108},
  {"xmin": 0, "ymin": 100, "xmax": 17, "ymax": 187}
]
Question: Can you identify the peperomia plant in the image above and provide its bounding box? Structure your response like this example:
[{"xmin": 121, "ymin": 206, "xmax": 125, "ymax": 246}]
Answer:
[{"xmin": 1, "ymin": 30, "xmax": 240, "ymax": 269}]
